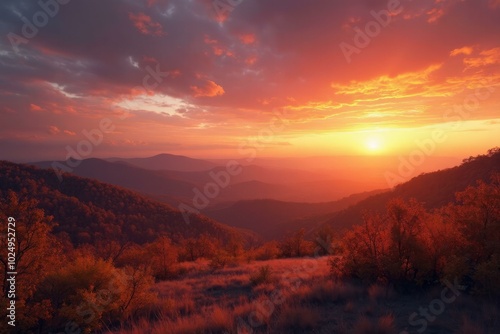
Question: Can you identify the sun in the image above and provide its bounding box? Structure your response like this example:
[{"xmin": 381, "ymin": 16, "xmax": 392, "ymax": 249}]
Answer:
[{"xmin": 365, "ymin": 138, "xmax": 382, "ymax": 152}]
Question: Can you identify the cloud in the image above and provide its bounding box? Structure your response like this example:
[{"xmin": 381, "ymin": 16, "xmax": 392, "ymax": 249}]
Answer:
[
  {"xmin": 239, "ymin": 33, "xmax": 256, "ymax": 45},
  {"xmin": 48, "ymin": 126, "xmax": 60, "ymax": 135},
  {"xmin": 30, "ymin": 104, "xmax": 43, "ymax": 112},
  {"xmin": 191, "ymin": 80, "xmax": 225, "ymax": 97},
  {"xmin": 128, "ymin": 12, "xmax": 165, "ymax": 36},
  {"xmin": 450, "ymin": 46, "xmax": 474, "ymax": 57},
  {"xmin": 463, "ymin": 48, "xmax": 500, "ymax": 68}
]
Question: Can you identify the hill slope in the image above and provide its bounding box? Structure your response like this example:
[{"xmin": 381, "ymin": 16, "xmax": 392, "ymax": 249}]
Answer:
[
  {"xmin": 205, "ymin": 190, "xmax": 386, "ymax": 239},
  {"xmin": 107, "ymin": 153, "xmax": 216, "ymax": 171},
  {"xmin": 31, "ymin": 158, "xmax": 197, "ymax": 205},
  {"xmin": 323, "ymin": 148, "xmax": 500, "ymax": 231},
  {"xmin": 0, "ymin": 161, "xmax": 247, "ymax": 245}
]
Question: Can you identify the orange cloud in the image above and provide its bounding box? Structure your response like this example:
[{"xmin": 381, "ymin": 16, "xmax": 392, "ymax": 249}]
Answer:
[
  {"xmin": 450, "ymin": 46, "xmax": 474, "ymax": 57},
  {"xmin": 30, "ymin": 104, "xmax": 43, "ymax": 112},
  {"xmin": 245, "ymin": 56, "xmax": 258, "ymax": 65},
  {"xmin": 48, "ymin": 126, "xmax": 60, "ymax": 134},
  {"xmin": 331, "ymin": 64, "xmax": 444, "ymax": 99},
  {"xmin": 239, "ymin": 33, "xmax": 256, "ymax": 44},
  {"xmin": 129, "ymin": 12, "xmax": 165, "ymax": 36},
  {"xmin": 191, "ymin": 80, "xmax": 225, "ymax": 97},
  {"xmin": 464, "ymin": 48, "xmax": 500, "ymax": 68},
  {"xmin": 426, "ymin": 8, "xmax": 445, "ymax": 23},
  {"xmin": 204, "ymin": 35, "xmax": 233, "ymax": 57}
]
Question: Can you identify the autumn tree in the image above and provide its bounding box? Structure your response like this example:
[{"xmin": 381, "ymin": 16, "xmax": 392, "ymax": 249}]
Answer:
[
  {"xmin": 279, "ymin": 228, "xmax": 312, "ymax": 258},
  {"xmin": 0, "ymin": 191, "xmax": 61, "ymax": 331},
  {"xmin": 179, "ymin": 234, "xmax": 217, "ymax": 261},
  {"xmin": 314, "ymin": 225, "xmax": 336, "ymax": 256},
  {"xmin": 444, "ymin": 173, "xmax": 500, "ymax": 295},
  {"xmin": 146, "ymin": 236, "xmax": 178, "ymax": 280},
  {"xmin": 383, "ymin": 198, "xmax": 429, "ymax": 284},
  {"xmin": 333, "ymin": 211, "xmax": 387, "ymax": 282}
]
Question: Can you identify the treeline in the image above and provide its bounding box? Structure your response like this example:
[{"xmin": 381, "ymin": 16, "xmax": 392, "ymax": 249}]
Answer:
[{"xmin": 331, "ymin": 173, "xmax": 500, "ymax": 296}]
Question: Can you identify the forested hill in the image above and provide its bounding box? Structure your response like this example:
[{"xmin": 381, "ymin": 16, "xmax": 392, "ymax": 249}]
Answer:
[
  {"xmin": 0, "ymin": 160, "xmax": 246, "ymax": 246},
  {"xmin": 324, "ymin": 148, "xmax": 500, "ymax": 231}
]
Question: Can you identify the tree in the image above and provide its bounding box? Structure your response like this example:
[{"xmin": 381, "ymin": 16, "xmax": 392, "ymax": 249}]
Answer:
[
  {"xmin": 0, "ymin": 191, "xmax": 61, "ymax": 331},
  {"xmin": 146, "ymin": 236, "xmax": 178, "ymax": 280},
  {"xmin": 384, "ymin": 198, "xmax": 428, "ymax": 284},
  {"xmin": 444, "ymin": 173, "xmax": 500, "ymax": 294},
  {"xmin": 314, "ymin": 225, "xmax": 336, "ymax": 256},
  {"xmin": 279, "ymin": 228, "xmax": 313, "ymax": 258}
]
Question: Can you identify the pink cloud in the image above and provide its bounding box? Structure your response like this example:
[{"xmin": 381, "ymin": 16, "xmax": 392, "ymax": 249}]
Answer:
[
  {"xmin": 129, "ymin": 12, "xmax": 165, "ymax": 36},
  {"xmin": 239, "ymin": 33, "xmax": 256, "ymax": 45}
]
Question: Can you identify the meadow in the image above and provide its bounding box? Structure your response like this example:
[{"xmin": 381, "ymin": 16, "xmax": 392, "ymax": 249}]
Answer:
[{"xmin": 109, "ymin": 257, "xmax": 499, "ymax": 334}]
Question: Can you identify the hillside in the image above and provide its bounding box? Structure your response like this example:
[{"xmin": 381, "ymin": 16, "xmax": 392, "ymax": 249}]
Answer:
[
  {"xmin": 0, "ymin": 161, "xmax": 247, "ymax": 246},
  {"xmin": 205, "ymin": 189, "xmax": 386, "ymax": 240},
  {"xmin": 107, "ymin": 153, "xmax": 217, "ymax": 171},
  {"xmin": 31, "ymin": 158, "xmax": 197, "ymax": 205},
  {"xmin": 323, "ymin": 148, "xmax": 500, "ymax": 231}
]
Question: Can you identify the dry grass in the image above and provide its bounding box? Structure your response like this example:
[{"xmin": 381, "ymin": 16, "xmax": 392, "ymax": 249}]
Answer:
[
  {"xmin": 105, "ymin": 256, "xmax": 500, "ymax": 334},
  {"xmin": 276, "ymin": 304, "xmax": 320, "ymax": 332},
  {"xmin": 352, "ymin": 314, "xmax": 396, "ymax": 334}
]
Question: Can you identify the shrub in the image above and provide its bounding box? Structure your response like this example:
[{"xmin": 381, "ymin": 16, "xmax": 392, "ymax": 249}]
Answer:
[
  {"xmin": 276, "ymin": 305, "xmax": 320, "ymax": 332},
  {"xmin": 250, "ymin": 265, "xmax": 273, "ymax": 286},
  {"xmin": 209, "ymin": 250, "xmax": 231, "ymax": 270}
]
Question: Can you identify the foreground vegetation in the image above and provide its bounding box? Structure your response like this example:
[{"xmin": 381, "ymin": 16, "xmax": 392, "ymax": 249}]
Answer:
[{"xmin": 107, "ymin": 257, "xmax": 500, "ymax": 334}]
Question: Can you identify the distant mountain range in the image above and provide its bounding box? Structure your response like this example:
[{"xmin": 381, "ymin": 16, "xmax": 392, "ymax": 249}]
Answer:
[
  {"xmin": 106, "ymin": 153, "xmax": 217, "ymax": 172},
  {"xmin": 0, "ymin": 160, "xmax": 251, "ymax": 246},
  {"xmin": 30, "ymin": 156, "xmax": 384, "ymax": 205}
]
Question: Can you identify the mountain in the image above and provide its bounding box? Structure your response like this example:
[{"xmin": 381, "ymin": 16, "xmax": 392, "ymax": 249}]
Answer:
[
  {"xmin": 323, "ymin": 148, "xmax": 500, "ymax": 232},
  {"xmin": 204, "ymin": 190, "xmax": 386, "ymax": 240},
  {"xmin": 31, "ymin": 158, "xmax": 381, "ymax": 205},
  {"xmin": 161, "ymin": 164, "xmax": 379, "ymax": 202},
  {"xmin": 31, "ymin": 158, "xmax": 197, "ymax": 206},
  {"xmin": 107, "ymin": 153, "xmax": 216, "ymax": 171},
  {"xmin": 0, "ymin": 160, "xmax": 249, "ymax": 246}
]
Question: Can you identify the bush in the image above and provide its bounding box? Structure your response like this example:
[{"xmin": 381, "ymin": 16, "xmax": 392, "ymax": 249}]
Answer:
[
  {"xmin": 250, "ymin": 265, "xmax": 273, "ymax": 286},
  {"xmin": 209, "ymin": 250, "xmax": 231, "ymax": 270}
]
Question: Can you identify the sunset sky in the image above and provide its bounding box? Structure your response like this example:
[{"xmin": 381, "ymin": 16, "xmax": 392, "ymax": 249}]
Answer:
[{"xmin": 0, "ymin": 0, "xmax": 499, "ymax": 162}]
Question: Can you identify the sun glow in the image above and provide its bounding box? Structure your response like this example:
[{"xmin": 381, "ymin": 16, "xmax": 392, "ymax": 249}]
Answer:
[{"xmin": 366, "ymin": 138, "xmax": 382, "ymax": 152}]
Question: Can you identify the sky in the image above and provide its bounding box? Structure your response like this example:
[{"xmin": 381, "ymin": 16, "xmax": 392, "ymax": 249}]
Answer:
[{"xmin": 0, "ymin": 0, "xmax": 499, "ymax": 162}]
